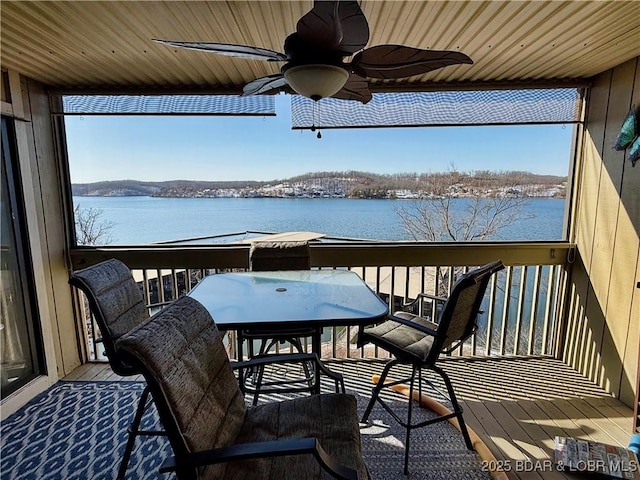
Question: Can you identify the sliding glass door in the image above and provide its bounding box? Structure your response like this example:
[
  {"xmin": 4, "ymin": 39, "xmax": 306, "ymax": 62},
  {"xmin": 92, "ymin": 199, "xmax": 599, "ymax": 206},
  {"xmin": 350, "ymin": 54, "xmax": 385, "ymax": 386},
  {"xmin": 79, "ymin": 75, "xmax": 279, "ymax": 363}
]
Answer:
[{"xmin": 1, "ymin": 116, "xmax": 44, "ymax": 398}]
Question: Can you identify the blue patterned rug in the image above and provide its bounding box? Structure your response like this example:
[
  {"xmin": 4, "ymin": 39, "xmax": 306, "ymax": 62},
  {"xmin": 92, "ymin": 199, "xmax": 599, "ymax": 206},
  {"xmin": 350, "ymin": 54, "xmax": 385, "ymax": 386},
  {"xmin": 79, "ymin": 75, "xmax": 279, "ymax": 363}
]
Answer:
[
  {"xmin": 1, "ymin": 380, "xmax": 490, "ymax": 480},
  {"xmin": 1, "ymin": 382, "xmax": 170, "ymax": 480}
]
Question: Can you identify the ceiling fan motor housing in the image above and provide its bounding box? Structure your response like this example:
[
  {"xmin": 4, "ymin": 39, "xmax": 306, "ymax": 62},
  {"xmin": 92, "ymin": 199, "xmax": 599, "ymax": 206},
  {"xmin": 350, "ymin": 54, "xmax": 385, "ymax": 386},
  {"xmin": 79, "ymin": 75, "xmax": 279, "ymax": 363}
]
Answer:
[{"xmin": 282, "ymin": 64, "xmax": 350, "ymax": 101}]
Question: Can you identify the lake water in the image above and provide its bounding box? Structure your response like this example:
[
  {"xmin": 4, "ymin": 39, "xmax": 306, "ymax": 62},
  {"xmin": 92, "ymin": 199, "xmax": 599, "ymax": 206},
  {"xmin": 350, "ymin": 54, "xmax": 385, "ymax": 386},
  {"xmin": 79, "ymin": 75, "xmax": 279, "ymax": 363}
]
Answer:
[{"xmin": 72, "ymin": 196, "xmax": 567, "ymax": 244}]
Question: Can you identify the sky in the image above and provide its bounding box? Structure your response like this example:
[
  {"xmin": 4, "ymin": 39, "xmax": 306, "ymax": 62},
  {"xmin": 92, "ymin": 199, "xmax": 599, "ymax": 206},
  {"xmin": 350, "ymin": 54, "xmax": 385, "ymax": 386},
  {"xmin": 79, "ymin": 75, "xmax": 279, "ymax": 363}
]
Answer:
[{"xmin": 65, "ymin": 94, "xmax": 575, "ymax": 183}]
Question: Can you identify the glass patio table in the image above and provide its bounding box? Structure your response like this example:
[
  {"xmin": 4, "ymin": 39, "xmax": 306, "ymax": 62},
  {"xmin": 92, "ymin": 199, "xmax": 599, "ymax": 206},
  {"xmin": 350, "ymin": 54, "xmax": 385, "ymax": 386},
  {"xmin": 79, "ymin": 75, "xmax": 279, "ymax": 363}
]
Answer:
[{"xmin": 188, "ymin": 269, "xmax": 389, "ymax": 393}]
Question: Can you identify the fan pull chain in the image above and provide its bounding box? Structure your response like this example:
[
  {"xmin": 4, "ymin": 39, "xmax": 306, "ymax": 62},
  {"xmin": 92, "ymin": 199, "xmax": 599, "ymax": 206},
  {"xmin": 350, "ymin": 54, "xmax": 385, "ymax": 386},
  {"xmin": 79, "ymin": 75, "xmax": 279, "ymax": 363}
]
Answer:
[{"xmin": 310, "ymin": 101, "xmax": 321, "ymax": 139}]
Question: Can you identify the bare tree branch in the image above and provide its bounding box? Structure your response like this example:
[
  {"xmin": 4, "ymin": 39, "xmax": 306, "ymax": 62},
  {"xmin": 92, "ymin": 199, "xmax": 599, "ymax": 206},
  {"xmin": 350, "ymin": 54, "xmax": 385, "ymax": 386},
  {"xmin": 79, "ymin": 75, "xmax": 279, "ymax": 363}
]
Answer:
[
  {"xmin": 74, "ymin": 205, "xmax": 114, "ymax": 245},
  {"xmin": 395, "ymin": 168, "xmax": 536, "ymax": 295}
]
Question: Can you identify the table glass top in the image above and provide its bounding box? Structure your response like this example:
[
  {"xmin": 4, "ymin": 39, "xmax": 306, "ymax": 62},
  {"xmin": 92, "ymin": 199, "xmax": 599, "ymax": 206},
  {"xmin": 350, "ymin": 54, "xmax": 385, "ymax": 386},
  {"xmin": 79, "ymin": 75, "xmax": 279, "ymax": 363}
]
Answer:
[{"xmin": 188, "ymin": 270, "xmax": 388, "ymax": 328}]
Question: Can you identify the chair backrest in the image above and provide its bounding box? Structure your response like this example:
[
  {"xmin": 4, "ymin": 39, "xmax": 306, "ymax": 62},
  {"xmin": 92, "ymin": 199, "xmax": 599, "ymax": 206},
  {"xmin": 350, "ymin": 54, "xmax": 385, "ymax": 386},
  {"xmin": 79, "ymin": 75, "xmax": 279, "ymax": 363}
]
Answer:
[
  {"xmin": 117, "ymin": 296, "xmax": 247, "ymax": 480},
  {"xmin": 249, "ymin": 240, "xmax": 311, "ymax": 271},
  {"xmin": 69, "ymin": 259, "xmax": 149, "ymax": 376},
  {"xmin": 431, "ymin": 260, "xmax": 504, "ymax": 360}
]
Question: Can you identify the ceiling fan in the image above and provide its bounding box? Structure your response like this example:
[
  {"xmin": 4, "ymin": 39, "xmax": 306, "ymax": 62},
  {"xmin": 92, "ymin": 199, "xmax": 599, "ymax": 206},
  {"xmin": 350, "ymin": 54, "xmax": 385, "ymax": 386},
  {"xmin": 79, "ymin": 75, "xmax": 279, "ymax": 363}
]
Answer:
[{"xmin": 154, "ymin": 1, "xmax": 473, "ymax": 104}]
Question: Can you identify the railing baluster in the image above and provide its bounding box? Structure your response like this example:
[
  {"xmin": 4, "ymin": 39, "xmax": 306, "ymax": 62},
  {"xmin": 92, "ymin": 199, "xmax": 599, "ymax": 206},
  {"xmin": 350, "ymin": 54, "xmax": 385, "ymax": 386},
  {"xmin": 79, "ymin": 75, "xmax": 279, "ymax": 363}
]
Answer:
[
  {"xmin": 85, "ymin": 296, "xmax": 97, "ymax": 360},
  {"xmin": 75, "ymin": 289, "xmax": 91, "ymax": 361},
  {"xmin": 404, "ymin": 266, "xmax": 410, "ymax": 305},
  {"xmin": 432, "ymin": 266, "xmax": 441, "ymax": 319},
  {"xmin": 375, "ymin": 266, "xmax": 382, "ymax": 358},
  {"xmin": 499, "ymin": 266, "xmax": 513, "ymax": 355},
  {"xmin": 142, "ymin": 269, "xmax": 151, "ymax": 306},
  {"xmin": 447, "ymin": 266, "xmax": 455, "ymax": 296},
  {"xmin": 389, "ymin": 265, "xmax": 396, "ymax": 313},
  {"xmin": 171, "ymin": 268, "xmax": 179, "ymax": 300},
  {"xmin": 156, "ymin": 269, "xmax": 165, "ymax": 305},
  {"xmin": 527, "ymin": 265, "xmax": 541, "ymax": 355},
  {"xmin": 553, "ymin": 265, "xmax": 569, "ymax": 359},
  {"xmin": 359, "ymin": 266, "xmax": 367, "ymax": 358},
  {"xmin": 576, "ymin": 299, "xmax": 590, "ymax": 375},
  {"xmin": 484, "ymin": 274, "xmax": 497, "ymax": 356},
  {"xmin": 185, "ymin": 268, "xmax": 193, "ymax": 291},
  {"xmin": 444, "ymin": 266, "xmax": 455, "ymax": 356},
  {"xmin": 541, "ymin": 265, "xmax": 555, "ymax": 355},
  {"xmin": 461, "ymin": 265, "xmax": 476, "ymax": 356},
  {"xmin": 563, "ymin": 281, "xmax": 578, "ymax": 365},
  {"xmin": 512, "ymin": 266, "xmax": 527, "ymax": 355}
]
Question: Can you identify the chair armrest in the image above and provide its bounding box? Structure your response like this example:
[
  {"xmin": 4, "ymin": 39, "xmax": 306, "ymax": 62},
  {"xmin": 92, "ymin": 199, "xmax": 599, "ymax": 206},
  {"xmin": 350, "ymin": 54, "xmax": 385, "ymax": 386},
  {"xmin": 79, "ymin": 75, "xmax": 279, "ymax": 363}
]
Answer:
[
  {"xmin": 159, "ymin": 437, "xmax": 360, "ymax": 480},
  {"xmin": 402, "ymin": 292, "xmax": 447, "ymax": 310},
  {"xmin": 386, "ymin": 314, "xmax": 439, "ymax": 338},
  {"xmin": 416, "ymin": 292, "xmax": 447, "ymax": 303}
]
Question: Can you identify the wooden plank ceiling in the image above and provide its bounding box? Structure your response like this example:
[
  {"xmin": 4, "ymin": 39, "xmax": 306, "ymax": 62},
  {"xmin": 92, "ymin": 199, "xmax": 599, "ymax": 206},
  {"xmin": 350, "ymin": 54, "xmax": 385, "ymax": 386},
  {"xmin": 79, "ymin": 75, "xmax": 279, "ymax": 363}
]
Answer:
[{"xmin": 1, "ymin": 1, "xmax": 639, "ymax": 92}]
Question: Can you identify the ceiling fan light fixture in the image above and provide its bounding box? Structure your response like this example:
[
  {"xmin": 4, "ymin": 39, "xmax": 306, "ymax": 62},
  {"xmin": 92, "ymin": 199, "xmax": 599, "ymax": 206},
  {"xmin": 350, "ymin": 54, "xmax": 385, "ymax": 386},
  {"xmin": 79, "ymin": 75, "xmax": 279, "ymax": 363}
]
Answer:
[{"xmin": 283, "ymin": 64, "xmax": 349, "ymax": 101}]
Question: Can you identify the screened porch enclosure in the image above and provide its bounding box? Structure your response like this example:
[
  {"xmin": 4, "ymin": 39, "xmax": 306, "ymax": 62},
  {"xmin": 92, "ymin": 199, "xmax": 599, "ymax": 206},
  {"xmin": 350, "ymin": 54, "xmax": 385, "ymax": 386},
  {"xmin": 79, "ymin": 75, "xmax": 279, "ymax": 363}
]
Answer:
[{"xmin": 1, "ymin": 1, "xmax": 639, "ymax": 478}]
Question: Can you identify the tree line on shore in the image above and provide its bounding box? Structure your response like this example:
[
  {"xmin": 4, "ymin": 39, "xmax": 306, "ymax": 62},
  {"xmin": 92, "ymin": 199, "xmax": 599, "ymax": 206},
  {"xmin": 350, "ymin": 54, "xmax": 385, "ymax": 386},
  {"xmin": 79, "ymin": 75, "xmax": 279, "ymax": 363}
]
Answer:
[{"xmin": 72, "ymin": 170, "xmax": 567, "ymax": 197}]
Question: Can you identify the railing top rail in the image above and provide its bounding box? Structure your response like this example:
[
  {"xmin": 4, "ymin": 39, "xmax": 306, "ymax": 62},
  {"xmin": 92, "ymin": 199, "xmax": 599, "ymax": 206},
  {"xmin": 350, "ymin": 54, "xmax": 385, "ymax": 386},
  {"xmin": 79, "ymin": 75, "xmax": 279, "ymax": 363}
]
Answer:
[{"xmin": 69, "ymin": 241, "xmax": 573, "ymax": 270}]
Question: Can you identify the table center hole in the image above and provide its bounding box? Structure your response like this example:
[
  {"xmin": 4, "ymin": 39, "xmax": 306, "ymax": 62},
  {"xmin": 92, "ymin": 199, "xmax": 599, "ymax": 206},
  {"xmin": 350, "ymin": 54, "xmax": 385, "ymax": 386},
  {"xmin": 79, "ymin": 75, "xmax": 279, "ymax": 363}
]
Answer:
[{"xmin": 275, "ymin": 287, "xmax": 287, "ymax": 292}]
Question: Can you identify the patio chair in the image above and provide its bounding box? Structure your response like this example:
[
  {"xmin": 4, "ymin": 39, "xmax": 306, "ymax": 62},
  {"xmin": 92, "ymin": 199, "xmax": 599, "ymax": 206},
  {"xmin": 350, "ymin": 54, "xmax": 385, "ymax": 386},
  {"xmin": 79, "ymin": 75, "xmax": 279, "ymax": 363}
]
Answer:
[
  {"xmin": 241, "ymin": 241, "xmax": 343, "ymax": 403},
  {"xmin": 358, "ymin": 260, "xmax": 505, "ymax": 475},
  {"xmin": 69, "ymin": 259, "xmax": 164, "ymax": 480},
  {"xmin": 116, "ymin": 295, "xmax": 369, "ymax": 480}
]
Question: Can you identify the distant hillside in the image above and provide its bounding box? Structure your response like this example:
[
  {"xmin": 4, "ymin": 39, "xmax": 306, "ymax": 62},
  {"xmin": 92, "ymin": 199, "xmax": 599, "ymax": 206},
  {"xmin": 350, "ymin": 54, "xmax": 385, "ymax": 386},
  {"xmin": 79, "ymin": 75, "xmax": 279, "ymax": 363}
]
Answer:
[
  {"xmin": 71, "ymin": 179, "xmax": 263, "ymax": 196},
  {"xmin": 72, "ymin": 170, "xmax": 568, "ymax": 199}
]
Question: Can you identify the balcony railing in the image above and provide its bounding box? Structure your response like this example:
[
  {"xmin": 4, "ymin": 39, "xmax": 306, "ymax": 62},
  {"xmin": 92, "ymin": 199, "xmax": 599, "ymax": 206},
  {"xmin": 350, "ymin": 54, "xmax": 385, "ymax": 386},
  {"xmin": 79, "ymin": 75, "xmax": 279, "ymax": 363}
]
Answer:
[{"xmin": 70, "ymin": 241, "xmax": 572, "ymax": 363}]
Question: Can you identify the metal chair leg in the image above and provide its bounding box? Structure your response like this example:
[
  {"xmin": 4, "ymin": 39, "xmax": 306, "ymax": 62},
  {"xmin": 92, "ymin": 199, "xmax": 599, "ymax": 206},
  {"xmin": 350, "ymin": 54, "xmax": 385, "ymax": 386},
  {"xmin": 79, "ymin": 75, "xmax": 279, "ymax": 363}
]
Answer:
[
  {"xmin": 237, "ymin": 331, "xmax": 247, "ymax": 394},
  {"xmin": 312, "ymin": 353, "xmax": 345, "ymax": 393},
  {"xmin": 250, "ymin": 337, "xmax": 275, "ymax": 405},
  {"xmin": 289, "ymin": 337, "xmax": 315, "ymax": 389},
  {"xmin": 251, "ymin": 363, "xmax": 266, "ymax": 406},
  {"xmin": 361, "ymin": 359, "xmax": 398, "ymax": 423},
  {"xmin": 432, "ymin": 364, "xmax": 473, "ymax": 450},
  {"xmin": 117, "ymin": 386, "xmax": 151, "ymax": 480},
  {"xmin": 404, "ymin": 366, "xmax": 418, "ymax": 476},
  {"xmin": 365, "ymin": 361, "xmax": 472, "ymax": 476},
  {"xmin": 251, "ymin": 336, "xmax": 315, "ymax": 404}
]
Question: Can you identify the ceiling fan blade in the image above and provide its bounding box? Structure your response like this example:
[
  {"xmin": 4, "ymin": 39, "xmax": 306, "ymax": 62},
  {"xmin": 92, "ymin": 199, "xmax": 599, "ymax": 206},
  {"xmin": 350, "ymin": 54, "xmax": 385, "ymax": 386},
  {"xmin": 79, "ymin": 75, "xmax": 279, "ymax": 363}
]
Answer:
[
  {"xmin": 334, "ymin": 1, "xmax": 370, "ymax": 54},
  {"xmin": 153, "ymin": 39, "xmax": 288, "ymax": 61},
  {"xmin": 296, "ymin": 1, "xmax": 369, "ymax": 55},
  {"xmin": 242, "ymin": 74, "xmax": 288, "ymax": 96},
  {"xmin": 297, "ymin": 1, "xmax": 342, "ymax": 51},
  {"xmin": 353, "ymin": 45, "xmax": 473, "ymax": 79},
  {"xmin": 331, "ymin": 74, "xmax": 372, "ymax": 104}
]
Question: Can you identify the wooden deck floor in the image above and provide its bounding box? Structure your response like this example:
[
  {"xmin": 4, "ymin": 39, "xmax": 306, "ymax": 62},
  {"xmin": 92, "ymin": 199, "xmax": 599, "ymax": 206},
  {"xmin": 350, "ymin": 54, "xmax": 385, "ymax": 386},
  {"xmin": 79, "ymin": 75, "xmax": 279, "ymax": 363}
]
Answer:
[{"xmin": 65, "ymin": 356, "xmax": 634, "ymax": 480}]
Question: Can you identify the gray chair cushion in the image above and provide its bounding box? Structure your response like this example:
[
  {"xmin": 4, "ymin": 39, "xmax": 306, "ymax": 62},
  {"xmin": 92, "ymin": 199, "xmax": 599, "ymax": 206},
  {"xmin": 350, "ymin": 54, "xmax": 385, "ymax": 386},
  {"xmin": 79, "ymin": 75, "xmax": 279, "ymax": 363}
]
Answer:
[
  {"xmin": 214, "ymin": 393, "xmax": 367, "ymax": 480},
  {"xmin": 118, "ymin": 295, "xmax": 368, "ymax": 480},
  {"xmin": 71, "ymin": 258, "xmax": 148, "ymax": 339},
  {"xmin": 363, "ymin": 311, "xmax": 437, "ymax": 363},
  {"xmin": 70, "ymin": 258, "xmax": 149, "ymax": 375},
  {"xmin": 250, "ymin": 241, "xmax": 311, "ymax": 271},
  {"xmin": 444, "ymin": 284, "xmax": 482, "ymax": 348},
  {"xmin": 362, "ymin": 261, "xmax": 504, "ymax": 363},
  {"xmin": 117, "ymin": 296, "xmax": 247, "ymax": 457}
]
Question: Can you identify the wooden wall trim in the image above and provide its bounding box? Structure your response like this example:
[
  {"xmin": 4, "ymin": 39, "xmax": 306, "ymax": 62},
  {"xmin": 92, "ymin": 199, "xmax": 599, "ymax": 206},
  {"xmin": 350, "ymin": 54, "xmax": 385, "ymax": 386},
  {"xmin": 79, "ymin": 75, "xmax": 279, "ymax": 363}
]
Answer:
[
  {"xmin": 2, "ymin": 72, "xmax": 59, "ymax": 417},
  {"xmin": 635, "ymin": 338, "xmax": 640, "ymax": 433},
  {"xmin": 567, "ymin": 56, "xmax": 640, "ymax": 407}
]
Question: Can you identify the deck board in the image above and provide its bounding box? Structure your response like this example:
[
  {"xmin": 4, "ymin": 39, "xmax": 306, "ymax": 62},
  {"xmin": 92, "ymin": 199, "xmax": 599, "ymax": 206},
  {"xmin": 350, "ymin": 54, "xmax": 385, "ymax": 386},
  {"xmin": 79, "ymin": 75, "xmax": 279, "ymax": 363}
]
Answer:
[{"xmin": 64, "ymin": 356, "xmax": 633, "ymax": 480}]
